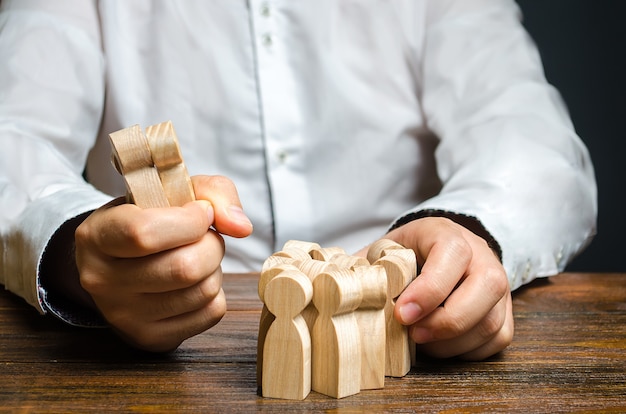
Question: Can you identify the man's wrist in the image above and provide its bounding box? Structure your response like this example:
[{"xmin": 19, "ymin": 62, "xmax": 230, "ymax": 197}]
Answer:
[
  {"xmin": 39, "ymin": 211, "xmax": 105, "ymax": 327},
  {"xmin": 390, "ymin": 209, "xmax": 503, "ymax": 262}
]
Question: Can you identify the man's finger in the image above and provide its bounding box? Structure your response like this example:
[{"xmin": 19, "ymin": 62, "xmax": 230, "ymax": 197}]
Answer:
[{"xmin": 192, "ymin": 175, "xmax": 253, "ymax": 238}]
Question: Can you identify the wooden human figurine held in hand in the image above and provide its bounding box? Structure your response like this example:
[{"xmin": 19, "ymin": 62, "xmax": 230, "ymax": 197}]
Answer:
[{"xmin": 109, "ymin": 121, "xmax": 195, "ymax": 208}]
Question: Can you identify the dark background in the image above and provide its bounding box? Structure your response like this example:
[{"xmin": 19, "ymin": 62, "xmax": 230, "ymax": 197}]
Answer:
[{"xmin": 515, "ymin": 0, "xmax": 626, "ymax": 272}]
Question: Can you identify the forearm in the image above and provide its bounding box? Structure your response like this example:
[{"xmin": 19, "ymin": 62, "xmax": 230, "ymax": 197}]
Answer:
[
  {"xmin": 412, "ymin": 0, "xmax": 597, "ymax": 289},
  {"xmin": 1, "ymin": 186, "xmax": 112, "ymax": 319}
]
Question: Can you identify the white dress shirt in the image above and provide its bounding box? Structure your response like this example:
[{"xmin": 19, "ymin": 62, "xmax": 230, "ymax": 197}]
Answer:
[{"xmin": 0, "ymin": 0, "xmax": 596, "ymax": 319}]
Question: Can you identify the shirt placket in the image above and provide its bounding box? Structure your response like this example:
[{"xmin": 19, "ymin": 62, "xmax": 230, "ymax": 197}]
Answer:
[{"xmin": 249, "ymin": 0, "xmax": 314, "ymax": 249}]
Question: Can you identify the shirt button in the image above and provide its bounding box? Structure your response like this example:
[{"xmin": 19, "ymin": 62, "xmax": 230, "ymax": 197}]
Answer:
[
  {"xmin": 276, "ymin": 150, "xmax": 288, "ymax": 163},
  {"xmin": 260, "ymin": 3, "xmax": 271, "ymax": 17},
  {"xmin": 556, "ymin": 247, "xmax": 564, "ymax": 265},
  {"xmin": 262, "ymin": 33, "xmax": 273, "ymax": 47}
]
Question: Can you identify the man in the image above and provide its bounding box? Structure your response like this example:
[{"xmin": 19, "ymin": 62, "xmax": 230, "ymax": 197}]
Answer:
[{"xmin": 0, "ymin": 0, "xmax": 596, "ymax": 358}]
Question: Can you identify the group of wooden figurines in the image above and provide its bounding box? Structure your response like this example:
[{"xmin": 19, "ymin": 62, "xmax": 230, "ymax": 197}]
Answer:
[{"xmin": 258, "ymin": 239, "xmax": 417, "ymax": 400}]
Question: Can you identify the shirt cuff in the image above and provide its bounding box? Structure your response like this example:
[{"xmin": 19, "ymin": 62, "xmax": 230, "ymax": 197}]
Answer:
[
  {"xmin": 389, "ymin": 208, "xmax": 503, "ymax": 262},
  {"xmin": 38, "ymin": 212, "xmax": 107, "ymax": 328}
]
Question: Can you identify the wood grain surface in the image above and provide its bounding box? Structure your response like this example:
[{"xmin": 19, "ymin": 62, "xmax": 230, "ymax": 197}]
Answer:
[{"xmin": 1, "ymin": 273, "xmax": 625, "ymax": 412}]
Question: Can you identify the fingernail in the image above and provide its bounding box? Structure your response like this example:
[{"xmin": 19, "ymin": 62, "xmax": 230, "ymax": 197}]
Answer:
[
  {"xmin": 399, "ymin": 302, "xmax": 422, "ymax": 324},
  {"xmin": 228, "ymin": 205, "xmax": 253, "ymax": 228},
  {"xmin": 411, "ymin": 327, "xmax": 433, "ymax": 344},
  {"xmin": 207, "ymin": 204, "xmax": 215, "ymax": 223},
  {"xmin": 195, "ymin": 200, "xmax": 214, "ymax": 223}
]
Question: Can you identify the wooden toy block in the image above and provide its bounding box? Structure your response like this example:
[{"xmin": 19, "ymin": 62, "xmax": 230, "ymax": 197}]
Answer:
[
  {"xmin": 262, "ymin": 269, "xmax": 313, "ymax": 400},
  {"xmin": 109, "ymin": 121, "xmax": 195, "ymax": 208},
  {"xmin": 311, "ymin": 269, "xmax": 362, "ymax": 399}
]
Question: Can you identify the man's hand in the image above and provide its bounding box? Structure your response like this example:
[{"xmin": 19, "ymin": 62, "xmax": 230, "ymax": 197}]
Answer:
[
  {"xmin": 359, "ymin": 217, "xmax": 513, "ymax": 360},
  {"xmin": 75, "ymin": 175, "xmax": 253, "ymax": 352}
]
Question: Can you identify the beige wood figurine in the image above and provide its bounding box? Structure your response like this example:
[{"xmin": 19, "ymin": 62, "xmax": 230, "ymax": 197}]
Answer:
[
  {"xmin": 109, "ymin": 121, "xmax": 195, "ymax": 208},
  {"xmin": 144, "ymin": 121, "xmax": 195, "ymax": 207},
  {"xmin": 376, "ymin": 253, "xmax": 416, "ymax": 377},
  {"xmin": 256, "ymin": 262, "xmax": 302, "ymax": 389},
  {"xmin": 353, "ymin": 264, "xmax": 387, "ymax": 390},
  {"xmin": 294, "ymin": 259, "xmax": 338, "ymax": 333},
  {"xmin": 311, "ymin": 269, "xmax": 362, "ymax": 399},
  {"xmin": 262, "ymin": 269, "xmax": 313, "ymax": 400}
]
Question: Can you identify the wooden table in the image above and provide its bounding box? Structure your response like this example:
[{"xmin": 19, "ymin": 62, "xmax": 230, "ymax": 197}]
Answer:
[{"xmin": 1, "ymin": 273, "xmax": 625, "ymax": 412}]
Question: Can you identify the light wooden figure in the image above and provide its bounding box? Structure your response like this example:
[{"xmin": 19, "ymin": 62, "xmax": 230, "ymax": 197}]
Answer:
[
  {"xmin": 295, "ymin": 258, "xmax": 338, "ymax": 281},
  {"xmin": 353, "ymin": 264, "xmax": 387, "ymax": 390},
  {"xmin": 311, "ymin": 269, "xmax": 362, "ymax": 399},
  {"xmin": 282, "ymin": 240, "xmax": 321, "ymax": 253},
  {"xmin": 256, "ymin": 263, "xmax": 302, "ymax": 389},
  {"xmin": 261, "ymin": 254, "xmax": 296, "ymax": 273},
  {"xmin": 293, "ymin": 259, "xmax": 338, "ymax": 332},
  {"xmin": 328, "ymin": 253, "xmax": 369, "ymax": 269},
  {"xmin": 380, "ymin": 247, "xmax": 418, "ymax": 273},
  {"xmin": 262, "ymin": 270, "xmax": 313, "ymax": 400},
  {"xmin": 109, "ymin": 124, "xmax": 169, "ymax": 208},
  {"xmin": 109, "ymin": 121, "xmax": 195, "ymax": 208},
  {"xmin": 376, "ymin": 243, "xmax": 419, "ymax": 368},
  {"xmin": 258, "ymin": 240, "xmax": 321, "ymax": 379},
  {"xmin": 375, "ymin": 254, "xmax": 416, "ymax": 377},
  {"xmin": 366, "ymin": 238, "xmax": 405, "ymax": 264},
  {"xmin": 272, "ymin": 247, "xmax": 313, "ymax": 262},
  {"xmin": 144, "ymin": 121, "xmax": 195, "ymax": 207},
  {"xmin": 309, "ymin": 246, "xmax": 346, "ymax": 262},
  {"xmin": 257, "ymin": 247, "xmax": 324, "ymax": 392}
]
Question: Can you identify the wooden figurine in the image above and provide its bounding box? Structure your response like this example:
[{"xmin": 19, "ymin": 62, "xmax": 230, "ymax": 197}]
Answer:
[
  {"xmin": 144, "ymin": 121, "xmax": 195, "ymax": 207},
  {"xmin": 282, "ymin": 240, "xmax": 321, "ymax": 253},
  {"xmin": 261, "ymin": 254, "xmax": 296, "ymax": 273},
  {"xmin": 293, "ymin": 259, "xmax": 338, "ymax": 332},
  {"xmin": 376, "ymin": 243, "xmax": 419, "ymax": 367},
  {"xmin": 366, "ymin": 238, "xmax": 405, "ymax": 264},
  {"xmin": 295, "ymin": 259, "xmax": 339, "ymax": 281},
  {"xmin": 262, "ymin": 270, "xmax": 313, "ymax": 400},
  {"xmin": 108, "ymin": 121, "xmax": 195, "ymax": 208},
  {"xmin": 328, "ymin": 253, "xmax": 369, "ymax": 269},
  {"xmin": 311, "ymin": 269, "xmax": 362, "ymax": 399},
  {"xmin": 375, "ymin": 254, "xmax": 416, "ymax": 377},
  {"xmin": 309, "ymin": 246, "xmax": 346, "ymax": 262},
  {"xmin": 353, "ymin": 264, "xmax": 387, "ymax": 390},
  {"xmin": 256, "ymin": 263, "xmax": 302, "ymax": 389},
  {"xmin": 272, "ymin": 247, "xmax": 312, "ymax": 262},
  {"xmin": 109, "ymin": 124, "xmax": 169, "ymax": 208}
]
